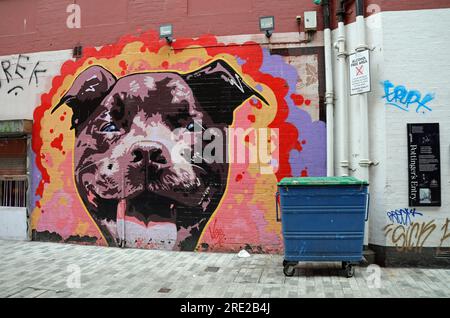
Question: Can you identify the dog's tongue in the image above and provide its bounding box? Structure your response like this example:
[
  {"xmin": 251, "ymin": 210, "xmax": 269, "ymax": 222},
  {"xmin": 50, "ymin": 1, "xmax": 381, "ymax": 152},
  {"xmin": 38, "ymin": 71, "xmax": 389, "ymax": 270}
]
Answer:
[
  {"xmin": 116, "ymin": 199, "xmax": 126, "ymax": 242},
  {"xmin": 116, "ymin": 198, "xmax": 177, "ymax": 249}
]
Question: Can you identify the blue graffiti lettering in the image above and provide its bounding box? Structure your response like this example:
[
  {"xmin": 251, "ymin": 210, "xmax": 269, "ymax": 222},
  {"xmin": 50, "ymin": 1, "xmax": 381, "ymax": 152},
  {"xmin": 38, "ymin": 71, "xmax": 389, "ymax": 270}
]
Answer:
[
  {"xmin": 381, "ymin": 80, "xmax": 434, "ymax": 114},
  {"xmin": 386, "ymin": 208, "xmax": 423, "ymax": 226}
]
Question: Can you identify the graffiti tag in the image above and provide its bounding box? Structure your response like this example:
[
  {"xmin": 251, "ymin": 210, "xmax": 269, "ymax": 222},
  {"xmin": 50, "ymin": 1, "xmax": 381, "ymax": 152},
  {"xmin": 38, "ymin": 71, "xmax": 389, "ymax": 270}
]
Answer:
[
  {"xmin": 386, "ymin": 208, "xmax": 423, "ymax": 226},
  {"xmin": 381, "ymin": 80, "xmax": 434, "ymax": 114},
  {"xmin": 384, "ymin": 218, "xmax": 450, "ymax": 253},
  {"xmin": 0, "ymin": 54, "xmax": 47, "ymax": 96},
  {"xmin": 208, "ymin": 219, "xmax": 226, "ymax": 247},
  {"xmin": 383, "ymin": 221, "xmax": 436, "ymax": 253},
  {"xmin": 438, "ymin": 218, "xmax": 450, "ymax": 253}
]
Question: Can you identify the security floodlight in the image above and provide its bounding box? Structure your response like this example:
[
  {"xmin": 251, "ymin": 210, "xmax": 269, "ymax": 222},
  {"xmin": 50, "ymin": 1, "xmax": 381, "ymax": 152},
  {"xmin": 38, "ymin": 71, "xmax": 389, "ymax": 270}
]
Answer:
[
  {"xmin": 259, "ymin": 16, "xmax": 275, "ymax": 38},
  {"xmin": 159, "ymin": 24, "xmax": 174, "ymax": 44}
]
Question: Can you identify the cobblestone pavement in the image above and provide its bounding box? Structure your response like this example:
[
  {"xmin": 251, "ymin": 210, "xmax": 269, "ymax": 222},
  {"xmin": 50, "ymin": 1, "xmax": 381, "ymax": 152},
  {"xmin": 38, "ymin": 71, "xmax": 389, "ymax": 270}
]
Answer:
[{"xmin": 0, "ymin": 240, "xmax": 449, "ymax": 298}]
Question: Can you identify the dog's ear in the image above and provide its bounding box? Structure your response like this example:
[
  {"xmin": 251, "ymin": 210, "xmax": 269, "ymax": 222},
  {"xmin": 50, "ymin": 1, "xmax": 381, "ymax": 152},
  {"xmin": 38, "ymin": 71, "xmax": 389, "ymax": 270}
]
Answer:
[
  {"xmin": 182, "ymin": 59, "xmax": 268, "ymax": 125},
  {"xmin": 52, "ymin": 65, "xmax": 116, "ymax": 130}
]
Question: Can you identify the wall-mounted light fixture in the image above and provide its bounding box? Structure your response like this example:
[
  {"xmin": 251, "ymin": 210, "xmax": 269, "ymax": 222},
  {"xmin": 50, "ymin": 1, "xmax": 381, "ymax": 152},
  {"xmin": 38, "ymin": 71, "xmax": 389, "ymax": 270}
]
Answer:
[
  {"xmin": 259, "ymin": 16, "xmax": 275, "ymax": 38},
  {"xmin": 159, "ymin": 24, "xmax": 174, "ymax": 44}
]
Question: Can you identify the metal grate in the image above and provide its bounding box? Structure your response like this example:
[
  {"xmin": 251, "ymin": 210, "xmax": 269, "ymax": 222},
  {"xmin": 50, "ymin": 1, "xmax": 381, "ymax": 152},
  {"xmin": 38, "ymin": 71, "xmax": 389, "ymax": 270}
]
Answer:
[{"xmin": 0, "ymin": 178, "xmax": 27, "ymax": 207}]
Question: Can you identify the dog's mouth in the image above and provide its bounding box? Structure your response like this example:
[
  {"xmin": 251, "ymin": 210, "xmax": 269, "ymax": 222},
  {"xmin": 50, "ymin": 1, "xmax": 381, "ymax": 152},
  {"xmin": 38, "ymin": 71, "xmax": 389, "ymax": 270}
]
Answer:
[
  {"xmin": 110, "ymin": 192, "xmax": 179, "ymax": 250},
  {"xmin": 123, "ymin": 191, "xmax": 177, "ymax": 225},
  {"xmin": 99, "ymin": 187, "xmax": 212, "ymax": 250},
  {"xmin": 82, "ymin": 163, "xmax": 218, "ymax": 249}
]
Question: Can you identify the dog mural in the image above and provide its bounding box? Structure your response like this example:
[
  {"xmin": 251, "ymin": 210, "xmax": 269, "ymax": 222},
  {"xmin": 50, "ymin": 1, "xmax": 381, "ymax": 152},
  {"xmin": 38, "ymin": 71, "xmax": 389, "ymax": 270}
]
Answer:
[
  {"xmin": 31, "ymin": 32, "xmax": 327, "ymax": 253},
  {"xmin": 51, "ymin": 59, "xmax": 268, "ymax": 250}
]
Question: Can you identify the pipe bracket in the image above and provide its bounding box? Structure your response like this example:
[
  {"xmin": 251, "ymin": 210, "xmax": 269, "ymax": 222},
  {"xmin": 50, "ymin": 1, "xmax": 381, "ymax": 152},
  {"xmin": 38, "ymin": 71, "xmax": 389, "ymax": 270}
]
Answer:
[
  {"xmin": 325, "ymin": 92, "xmax": 334, "ymax": 101},
  {"xmin": 340, "ymin": 160, "xmax": 349, "ymax": 167},
  {"xmin": 356, "ymin": 45, "xmax": 370, "ymax": 52},
  {"xmin": 359, "ymin": 159, "xmax": 374, "ymax": 167}
]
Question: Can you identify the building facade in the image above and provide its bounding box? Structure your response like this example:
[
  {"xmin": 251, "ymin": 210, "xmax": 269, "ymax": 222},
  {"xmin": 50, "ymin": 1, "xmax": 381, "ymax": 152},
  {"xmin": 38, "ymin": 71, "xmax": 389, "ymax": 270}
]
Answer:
[{"xmin": 0, "ymin": 0, "xmax": 448, "ymax": 266}]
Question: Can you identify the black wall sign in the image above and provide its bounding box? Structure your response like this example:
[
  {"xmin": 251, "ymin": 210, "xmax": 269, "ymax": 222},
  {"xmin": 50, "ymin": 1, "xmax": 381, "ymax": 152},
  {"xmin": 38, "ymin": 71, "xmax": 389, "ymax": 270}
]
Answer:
[{"xmin": 407, "ymin": 123, "xmax": 441, "ymax": 206}]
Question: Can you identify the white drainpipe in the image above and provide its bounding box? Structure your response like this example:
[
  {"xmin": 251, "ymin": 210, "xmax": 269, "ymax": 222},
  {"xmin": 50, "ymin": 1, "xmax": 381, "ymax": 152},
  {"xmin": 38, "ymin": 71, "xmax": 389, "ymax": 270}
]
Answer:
[
  {"xmin": 335, "ymin": 20, "xmax": 349, "ymax": 177},
  {"xmin": 355, "ymin": 1, "xmax": 372, "ymax": 246},
  {"xmin": 325, "ymin": 29, "xmax": 334, "ymax": 177},
  {"xmin": 356, "ymin": 14, "xmax": 371, "ymax": 180},
  {"xmin": 323, "ymin": 1, "xmax": 334, "ymax": 177}
]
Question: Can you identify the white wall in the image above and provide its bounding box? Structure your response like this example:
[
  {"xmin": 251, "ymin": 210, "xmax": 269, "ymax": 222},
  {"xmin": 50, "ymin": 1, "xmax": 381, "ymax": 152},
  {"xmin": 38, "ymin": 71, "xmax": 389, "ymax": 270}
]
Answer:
[
  {"xmin": 0, "ymin": 207, "xmax": 28, "ymax": 240},
  {"xmin": 0, "ymin": 50, "xmax": 72, "ymax": 120},
  {"xmin": 333, "ymin": 8, "xmax": 450, "ymax": 249}
]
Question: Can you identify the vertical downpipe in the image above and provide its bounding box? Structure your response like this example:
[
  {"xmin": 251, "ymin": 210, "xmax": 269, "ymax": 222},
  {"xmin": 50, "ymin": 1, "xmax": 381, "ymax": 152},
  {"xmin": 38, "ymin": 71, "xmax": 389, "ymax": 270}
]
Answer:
[
  {"xmin": 335, "ymin": 1, "xmax": 349, "ymax": 176},
  {"xmin": 355, "ymin": 0, "xmax": 371, "ymax": 246},
  {"xmin": 26, "ymin": 134, "xmax": 32, "ymax": 240},
  {"xmin": 323, "ymin": 0, "xmax": 335, "ymax": 177}
]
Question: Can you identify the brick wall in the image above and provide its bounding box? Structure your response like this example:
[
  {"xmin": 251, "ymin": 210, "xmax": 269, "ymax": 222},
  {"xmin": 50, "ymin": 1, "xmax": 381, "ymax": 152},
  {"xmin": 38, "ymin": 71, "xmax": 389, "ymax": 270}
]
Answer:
[{"xmin": 0, "ymin": 0, "xmax": 322, "ymax": 55}]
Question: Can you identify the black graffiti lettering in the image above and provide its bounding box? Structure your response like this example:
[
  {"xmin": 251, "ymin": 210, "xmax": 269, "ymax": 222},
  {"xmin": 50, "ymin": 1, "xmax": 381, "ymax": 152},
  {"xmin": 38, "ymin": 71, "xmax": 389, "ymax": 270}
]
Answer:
[
  {"xmin": 15, "ymin": 54, "xmax": 30, "ymax": 79},
  {"xmin": 29, "ymin": 61, "xmax": 47, "ymax": 86},
  {"xmin": 0, "ymin": 55, "xmax": 46, "ymax": 96},
  {"xmin": 1, "ymin": 60, "xmax": 13, "ymax": 84},
  {"xmin": 7, "ymin": 86, "xmax": 24, "ymax": 96}
]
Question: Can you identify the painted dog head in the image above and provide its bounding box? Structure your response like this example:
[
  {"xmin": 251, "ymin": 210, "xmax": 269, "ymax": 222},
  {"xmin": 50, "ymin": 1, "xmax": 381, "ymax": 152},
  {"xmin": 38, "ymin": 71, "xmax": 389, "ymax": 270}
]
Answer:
[{"xmin": 53, "ymin": 59, "xmax": 267, "ymax": 250}]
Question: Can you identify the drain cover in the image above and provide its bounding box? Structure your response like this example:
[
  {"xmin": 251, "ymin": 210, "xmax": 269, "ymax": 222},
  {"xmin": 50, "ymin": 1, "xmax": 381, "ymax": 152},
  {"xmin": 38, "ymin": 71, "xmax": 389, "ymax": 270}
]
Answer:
[
  {"xmin": 205, "ymin": 266, "xmax": 220, "ymax": 272},
  {"xmin": 158, "ymin": 288, "xmax": 171, "ymax": 293}
]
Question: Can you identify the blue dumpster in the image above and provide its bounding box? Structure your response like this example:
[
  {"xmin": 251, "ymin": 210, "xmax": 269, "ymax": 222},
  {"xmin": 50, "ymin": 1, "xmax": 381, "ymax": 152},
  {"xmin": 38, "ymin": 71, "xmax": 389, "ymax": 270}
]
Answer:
[{"xmin": 276, "ymin": 176, "xmax": 369, "ymax": 277}]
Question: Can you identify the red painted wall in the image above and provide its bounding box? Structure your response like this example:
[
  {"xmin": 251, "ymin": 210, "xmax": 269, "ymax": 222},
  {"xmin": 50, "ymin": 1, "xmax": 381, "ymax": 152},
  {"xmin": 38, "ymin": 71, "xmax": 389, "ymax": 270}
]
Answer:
[{"xmin": 1, "ymin": 0, "xmax": 448, "ymax": 56}]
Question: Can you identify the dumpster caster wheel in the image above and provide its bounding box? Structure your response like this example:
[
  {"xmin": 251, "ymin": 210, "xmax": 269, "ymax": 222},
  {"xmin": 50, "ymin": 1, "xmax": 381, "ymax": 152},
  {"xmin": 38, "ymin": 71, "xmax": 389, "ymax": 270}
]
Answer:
[
  {"xmin": 283, "ymin": 264, "xmax": 296, "ymax": 277},
  {"xmin": 283, "ymin": 260, "xmax": 288, "ymax": 267},
  {"xmin": 344, "ymin": 264, "xmax": 354, "ymax": 278}
]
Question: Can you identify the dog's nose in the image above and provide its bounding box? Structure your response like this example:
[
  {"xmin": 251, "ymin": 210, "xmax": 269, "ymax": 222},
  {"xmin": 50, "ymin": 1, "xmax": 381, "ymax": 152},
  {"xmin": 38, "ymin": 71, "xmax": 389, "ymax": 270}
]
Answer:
[
  {"xmin": 132, "ymin": 149, "xmax": 144, "ymax": 163},
  {"xmin": 148, "ymin": 148, "xmax": 167, "ymax": 164},
  {"xmin": 131, "ymin": 145, "xmax": 170, "ymax": 166}
]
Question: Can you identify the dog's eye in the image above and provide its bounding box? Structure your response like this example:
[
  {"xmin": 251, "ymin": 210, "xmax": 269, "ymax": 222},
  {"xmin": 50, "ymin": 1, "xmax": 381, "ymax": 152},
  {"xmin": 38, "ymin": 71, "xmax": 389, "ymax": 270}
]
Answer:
[
  {"xmin": 100, "ymin": 123, "xmax": 120, "ymax": 132},
  {"xmin": 186, "ymin": 121, "xmax": 204, "ymax": 132},
  {"xmin": 186, "ymin": 122, "xmax": 195, "ymax": 131}
]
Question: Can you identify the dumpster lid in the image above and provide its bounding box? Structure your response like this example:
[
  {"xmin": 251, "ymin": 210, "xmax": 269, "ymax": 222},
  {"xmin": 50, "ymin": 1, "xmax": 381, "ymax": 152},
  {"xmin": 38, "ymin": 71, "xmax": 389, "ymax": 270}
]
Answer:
[{"xmin": 277, "ymin": 176, "xmax": 368, "ymax": 186}]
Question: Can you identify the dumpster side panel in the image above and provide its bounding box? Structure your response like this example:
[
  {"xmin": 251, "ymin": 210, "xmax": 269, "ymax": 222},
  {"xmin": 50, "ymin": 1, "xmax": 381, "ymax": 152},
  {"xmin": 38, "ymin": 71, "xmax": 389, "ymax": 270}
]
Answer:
[{"xmin": 279, "ymin": 186, "xmax": 368, "ymax": 262}]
